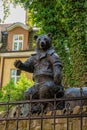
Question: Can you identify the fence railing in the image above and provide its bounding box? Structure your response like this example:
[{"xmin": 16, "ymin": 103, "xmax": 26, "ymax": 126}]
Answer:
[{"xmin": 0, "ymin": 93, "xmax": 87, "ymax": 130}]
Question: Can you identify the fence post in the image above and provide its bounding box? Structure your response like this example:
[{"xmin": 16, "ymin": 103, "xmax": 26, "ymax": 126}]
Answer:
[
  {"xmin": 5, "ymin": 94, "xmax": 10, "ymax": 130},
  {"xmin": 53, "ymin": 94, "xmax": 56, "ymax": 130},
  {"xmin": 80, "ymin": 87, "xmax": 83, "ymax": 130},
  {"xmin": 27, "ymin": 94, "xmax": 32, "ymax": 130}
]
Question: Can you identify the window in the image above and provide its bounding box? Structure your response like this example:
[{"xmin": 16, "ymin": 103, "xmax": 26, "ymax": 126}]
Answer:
[
  {"xmin": 10, "ymin": 69, "xmax": 21, "ymax": 84},
  {"xmin": 13, "ymin": 35, "xmax": 24, "ymax": 51},
  {"xmin": 1, "ymin": 32, "xmax": 8, "ymax": 44}
]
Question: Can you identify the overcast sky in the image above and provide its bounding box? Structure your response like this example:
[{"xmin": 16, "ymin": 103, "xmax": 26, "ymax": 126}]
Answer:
[{"xmin": 0, "ymin": 1, "xmax": 26, "ymax": 24}]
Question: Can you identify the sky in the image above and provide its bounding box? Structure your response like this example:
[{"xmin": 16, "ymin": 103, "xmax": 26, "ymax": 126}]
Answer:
[{"xmin": 0, "ymin": 1, "xmax": 26, "ymax": 24}]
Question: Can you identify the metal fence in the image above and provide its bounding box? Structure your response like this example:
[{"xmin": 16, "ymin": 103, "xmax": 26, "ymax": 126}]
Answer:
[{"xmin": 0, "ymin": 92, "xmax": 87, "ymax": 130}]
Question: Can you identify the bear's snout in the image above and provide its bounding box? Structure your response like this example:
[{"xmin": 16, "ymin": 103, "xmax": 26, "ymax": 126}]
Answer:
[
  {"xmin": 40, "ymin": 41, "xmax": 46, "ymax": 49},
  {"xmin": 41, "ymin": 41, "xmax": 46, "ymax": 46}
]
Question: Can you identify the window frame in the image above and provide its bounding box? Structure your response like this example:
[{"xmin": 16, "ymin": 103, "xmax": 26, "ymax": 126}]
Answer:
[
  {"xmin": 12, "ymin": 34, "xmax": 24, "ymax": 51},
  {"xmin": 10, "ymin": 69, "xmax": 21, "ymax": 84}
]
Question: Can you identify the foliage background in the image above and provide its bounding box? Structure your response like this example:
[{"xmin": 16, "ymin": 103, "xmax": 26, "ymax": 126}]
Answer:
[{"xmin": 2, "ymin": 0, "xmax": 87, "ymax": 88}]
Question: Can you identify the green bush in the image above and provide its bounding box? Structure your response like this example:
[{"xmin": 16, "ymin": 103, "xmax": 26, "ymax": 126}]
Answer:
[
  {"xmin": 13, "ymin": 73, "xmax": 34, "ymax": 101},
  {"xmin": 0, "ymin": 80, "xmax": 15, "ymax": 102},
  {"xmin": 0, "ymin": 73, "xmax": 34, "ymax": 102}
]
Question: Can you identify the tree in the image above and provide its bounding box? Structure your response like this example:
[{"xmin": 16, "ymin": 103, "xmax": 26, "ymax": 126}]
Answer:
[
  {"xmin": 2, "ymin": 0, "xmax": 87, "ymax": 88},
  {"xmin": 57, "ymin": 0, "xmax": 87, "ymax": 87}
]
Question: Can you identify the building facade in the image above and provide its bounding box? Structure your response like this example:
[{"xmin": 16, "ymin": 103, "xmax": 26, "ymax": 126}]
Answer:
[{"xmin": 0, "ymin": 22, "xmax": 37, "ymax": 88}]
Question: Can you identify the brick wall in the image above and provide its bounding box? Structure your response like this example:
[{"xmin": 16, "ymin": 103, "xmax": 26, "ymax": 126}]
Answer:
[{"xmin": 7, "ymin": 27, "xmax": 29, "ymax": 51}]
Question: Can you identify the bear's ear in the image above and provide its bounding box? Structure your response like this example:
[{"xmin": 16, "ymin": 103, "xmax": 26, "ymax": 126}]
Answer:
[
  {"xmin": 47, "ymin": 33, "xmax": 52, "ymax": 38},
  {"xmin": 34, "ymin": 35, "xmax": 38, "ymax": 40}
]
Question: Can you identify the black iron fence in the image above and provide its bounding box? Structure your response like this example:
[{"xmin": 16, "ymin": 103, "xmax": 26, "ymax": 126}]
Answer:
[{"xmin": 0, "ymin": 92, "xmax": 87, "ymax": 130}]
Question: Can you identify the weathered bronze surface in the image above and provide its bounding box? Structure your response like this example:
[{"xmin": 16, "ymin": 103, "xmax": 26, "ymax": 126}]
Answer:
[{"xmin": 14, "ymin": 33, "xmax": 64, "ymax": 113}]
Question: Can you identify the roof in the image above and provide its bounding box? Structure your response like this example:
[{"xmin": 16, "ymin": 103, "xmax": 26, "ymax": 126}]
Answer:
[
  {"xmin": 0, "ymin": 24, "xmax": 12, "ymax": 32},
  {"xmin": 7, "ymin": 22, "xmax": 30, "ymax": 31}
]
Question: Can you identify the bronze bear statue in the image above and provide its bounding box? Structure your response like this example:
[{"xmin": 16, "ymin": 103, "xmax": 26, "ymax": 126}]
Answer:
[{"xmin": 14, "ymin": 33, "xmax": 64, "ymax": 113}]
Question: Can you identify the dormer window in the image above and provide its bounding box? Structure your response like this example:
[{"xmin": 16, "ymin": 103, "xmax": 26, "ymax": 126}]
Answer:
[{"xmin": 12, "ymin": 34, "xmax": 24, "ymax": 51}]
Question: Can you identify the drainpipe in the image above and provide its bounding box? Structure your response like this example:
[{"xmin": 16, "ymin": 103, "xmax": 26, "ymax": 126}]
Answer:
[{"xmin": 0, "ymin": 56, "xmax": 4, "ymax": 89}]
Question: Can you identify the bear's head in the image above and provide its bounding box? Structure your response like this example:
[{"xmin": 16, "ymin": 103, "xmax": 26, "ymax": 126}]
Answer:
[{"xmin": 34, "ymin": 33, "xmax": 52, "ymax": 51}]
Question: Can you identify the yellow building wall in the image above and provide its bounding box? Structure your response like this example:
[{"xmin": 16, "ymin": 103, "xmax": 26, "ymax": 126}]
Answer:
[
  {"xmin": 2, "ymin": 57, "xmax": 32, "ymax": 87},
  {"xmin": 0, "ymin": 58, "xmax": 1, "ymax": 68}
]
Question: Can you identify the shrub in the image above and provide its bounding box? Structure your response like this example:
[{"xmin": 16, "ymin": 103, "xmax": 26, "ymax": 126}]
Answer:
[
  {"xmin": 13, "ymin": 73, "xmax": 34, "ymax": 101},
  {"xmin": 0, "ymin": 73, "xmax": 34, "ymax": 102}
]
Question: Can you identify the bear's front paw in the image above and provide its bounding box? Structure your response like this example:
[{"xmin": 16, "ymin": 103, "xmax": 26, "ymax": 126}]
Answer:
[{"xmin": 14, "ymin": 60, "xmax": 22, "ymax": 68}]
